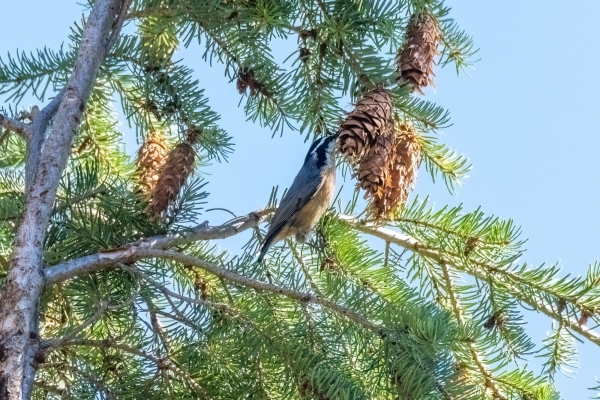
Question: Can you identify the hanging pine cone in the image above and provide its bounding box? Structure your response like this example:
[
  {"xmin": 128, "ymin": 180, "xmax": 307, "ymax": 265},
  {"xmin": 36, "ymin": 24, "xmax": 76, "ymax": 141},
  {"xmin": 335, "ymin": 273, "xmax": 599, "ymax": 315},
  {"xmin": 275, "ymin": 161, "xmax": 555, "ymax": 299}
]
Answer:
[
  {"xmin": 357, "ymin": 129, "xmax": 395, "ymax": 198},
  {"xmin": 135, "ymin": 132, "xmax": 168, "ymax": 197},
  {"xmin": 338, "ymin": 88, "xmax": 393, "ymax": 161},
  {"xmin": 150, "ymin": 128, "xmax": 199, "ymax": 217},
  {"xmin": 396, "ymin": 13, "xmax": 439, "ymax": 94},
  {"xmin": 371, "ymin": 124, "xmax": 420, "ymax": 219}
]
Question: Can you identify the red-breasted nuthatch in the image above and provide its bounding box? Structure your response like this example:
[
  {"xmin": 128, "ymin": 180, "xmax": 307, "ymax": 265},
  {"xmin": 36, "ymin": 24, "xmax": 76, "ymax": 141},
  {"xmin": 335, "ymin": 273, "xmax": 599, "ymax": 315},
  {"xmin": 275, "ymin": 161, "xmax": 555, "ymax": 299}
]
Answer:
[{"xmin": 258, "ymin": 133, "xmax": 338, "ymax": 262}]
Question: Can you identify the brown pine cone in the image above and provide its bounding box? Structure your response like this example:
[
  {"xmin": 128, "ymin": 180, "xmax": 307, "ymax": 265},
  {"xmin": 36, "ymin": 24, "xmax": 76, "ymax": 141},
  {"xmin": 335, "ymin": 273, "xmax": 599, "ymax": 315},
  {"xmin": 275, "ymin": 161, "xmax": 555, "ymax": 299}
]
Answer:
[
  {"xmin": 357, "ymin": 129, "xmax": 395, "ymax": 197},
  {"xmin": 371, "ymin": 124, "xmax": 421, "ymax": 219},
  {"xmin": 150, "ymin": 131, "xmax": 198, "ymax": 217},
  {"xmin": 396, "ymin": 13, "xmax": 439, "ymax": 94},
  {"xmin": 135, "ymin": 132, "xmax": 168, "ymax": 197},
  {"xmin": 338, "ymin": 88, "xmax": 393, "ymax": 161}
]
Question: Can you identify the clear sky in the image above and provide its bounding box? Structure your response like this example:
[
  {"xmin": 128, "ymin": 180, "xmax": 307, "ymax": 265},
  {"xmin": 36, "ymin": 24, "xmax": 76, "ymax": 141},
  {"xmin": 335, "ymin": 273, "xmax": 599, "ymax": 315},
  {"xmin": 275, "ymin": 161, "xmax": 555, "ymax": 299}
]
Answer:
[{"xmin": 2, "ymin": 1, "xmax": 599, "ymax": 397}]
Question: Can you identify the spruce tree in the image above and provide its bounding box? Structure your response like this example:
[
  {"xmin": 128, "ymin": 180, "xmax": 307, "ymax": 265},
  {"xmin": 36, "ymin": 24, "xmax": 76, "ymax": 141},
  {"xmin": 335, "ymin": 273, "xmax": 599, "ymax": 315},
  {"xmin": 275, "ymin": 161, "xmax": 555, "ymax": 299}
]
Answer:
[{"xmin": 0, "ymin": 0, "xmax": 596, "ymax": 399}]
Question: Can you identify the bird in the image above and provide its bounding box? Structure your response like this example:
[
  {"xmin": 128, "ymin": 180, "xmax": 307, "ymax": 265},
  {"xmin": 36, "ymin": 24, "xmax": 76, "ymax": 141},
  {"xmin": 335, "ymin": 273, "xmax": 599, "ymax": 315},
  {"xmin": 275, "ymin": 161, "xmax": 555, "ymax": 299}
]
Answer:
[{"xmin": 257, "ymin": 133, "xmax": 338, "ymax": 263}]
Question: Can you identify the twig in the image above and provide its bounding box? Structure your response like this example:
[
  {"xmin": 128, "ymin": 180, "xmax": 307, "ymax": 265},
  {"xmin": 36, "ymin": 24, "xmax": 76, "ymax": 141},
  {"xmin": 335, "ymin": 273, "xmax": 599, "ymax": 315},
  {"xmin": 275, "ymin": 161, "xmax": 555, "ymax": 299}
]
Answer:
[
  {"xmin": 144, "ymin": 296, "xmax": 172, "ymax": 355},
  {"xmin": 0, "ymin": 113, "xmax": 30, "ymax": 139},
  {"xmin": 42, "ymin": 301, "xmax": 110, "ymax": 351},
  {"xmin": 53, "ymin": 184, "xmax": 107, "ymax": 214}
]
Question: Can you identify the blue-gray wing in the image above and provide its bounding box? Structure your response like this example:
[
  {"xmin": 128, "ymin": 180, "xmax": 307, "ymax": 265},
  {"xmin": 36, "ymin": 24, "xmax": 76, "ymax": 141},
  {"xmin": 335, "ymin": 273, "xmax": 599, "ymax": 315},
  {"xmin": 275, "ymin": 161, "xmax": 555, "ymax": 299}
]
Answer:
[
  {"xmin": 258, "ymin": 170, "xmax": 322, "ymax": 262},
  {"xmin": 267, "ymin": 167, "xmax": 323, "ymax": 236}
]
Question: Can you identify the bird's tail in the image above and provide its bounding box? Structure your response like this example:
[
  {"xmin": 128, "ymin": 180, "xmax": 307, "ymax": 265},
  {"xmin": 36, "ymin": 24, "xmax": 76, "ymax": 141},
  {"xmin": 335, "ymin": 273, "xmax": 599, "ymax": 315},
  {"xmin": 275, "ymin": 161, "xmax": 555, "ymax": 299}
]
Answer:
[{"xmin": 257, "ymin": 233, "xmax": 278, "ymax": 263}]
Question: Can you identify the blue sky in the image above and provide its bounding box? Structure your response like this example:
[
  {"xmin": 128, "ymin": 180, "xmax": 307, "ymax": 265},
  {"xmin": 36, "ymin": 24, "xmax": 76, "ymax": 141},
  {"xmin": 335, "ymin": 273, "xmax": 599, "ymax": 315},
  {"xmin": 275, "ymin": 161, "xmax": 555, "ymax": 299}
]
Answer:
[{"xmin": 2, "ymin": 1, "xmax": 600, "ymax": 397}]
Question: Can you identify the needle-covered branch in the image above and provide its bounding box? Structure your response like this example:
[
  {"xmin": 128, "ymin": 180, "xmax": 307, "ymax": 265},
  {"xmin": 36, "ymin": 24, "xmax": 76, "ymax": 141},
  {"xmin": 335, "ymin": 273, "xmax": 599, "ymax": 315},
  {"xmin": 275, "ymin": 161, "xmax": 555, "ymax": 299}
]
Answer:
[
  {"xmin": 0, "ymin": 0, "xmax": 589, "ymax": 396},
  {"xmin": 339, "ymin": 215, "xmax": 600, "ymax": 346},
  {"xmin": 53, "ymin": 246, "xmax": 384, "ymax": 338},
  {"xmin": 130, "ymin": 249, "xmax": 383, "ymax": 334}
]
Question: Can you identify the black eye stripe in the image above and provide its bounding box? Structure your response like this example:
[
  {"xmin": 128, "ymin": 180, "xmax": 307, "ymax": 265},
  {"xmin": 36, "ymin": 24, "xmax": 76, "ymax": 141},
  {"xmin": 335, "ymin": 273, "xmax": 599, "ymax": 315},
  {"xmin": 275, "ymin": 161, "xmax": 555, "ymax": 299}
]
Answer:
[
  {"xmin": 304, "ymin": 136, "xmax": 334, "ymax": 168},
  {"xmin": 307, "ymin": 137, "xmax": 325, "ymax": 155}
]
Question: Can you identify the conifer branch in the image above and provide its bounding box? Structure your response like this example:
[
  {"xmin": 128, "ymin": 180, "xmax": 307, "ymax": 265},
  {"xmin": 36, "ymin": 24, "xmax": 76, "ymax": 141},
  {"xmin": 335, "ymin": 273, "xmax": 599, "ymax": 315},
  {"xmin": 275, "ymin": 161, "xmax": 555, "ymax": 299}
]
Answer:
[
  {"xmin": 440, "ymin": 262, "xmax": 507, "ymax": 399},
  {"xmin": 41, "ymin": 287, "xmax": 138, "ymax": 354},
  {"xmin": 0, "ymin": 0, "xmax": 579, "ymax": 396},
  {"xmin": 133, "ymin": 265, "xmax": 369, "ymax": 399},
  {"xmin": 54, "ymin": 184, "xmax": 107, "ymax": 213},
  {"xmin": 183, "ymin": 12, "xmax": 291, "ymax": 130},
  {"xmin": 130, "ymin": 249, "xmax": 384, "ymax": 334},
  {"xmin": 151, "ymin": 308, "xmax": 203, "ymax": 333},
  {"xmin": 340, "ymin": 216, "xmax": 600, "ymax": 346},
  {"xmin": 314, "ymin": 0, "xmax": 376, "ymax": 88},
  {"xmin": 38, "ymin": 363, "xmax": 116, "ymax": 399},
  {"xmin": 127, "ymin": 265, "xmax": 249, "ymax": 321},
  {"xmin": 144, "ymin": 296, "xmax": 172, "ymax": 355},
  {"xmin": 41, "ymin": 301, "xmax": 111, "ymax": 351},
  {"xmin": 440, "ymin": 263, "xmax": 463, "ymax": 323},
  {"xmin": 288, "ymin": 240, "xmax": 323, "ymax": 296}
]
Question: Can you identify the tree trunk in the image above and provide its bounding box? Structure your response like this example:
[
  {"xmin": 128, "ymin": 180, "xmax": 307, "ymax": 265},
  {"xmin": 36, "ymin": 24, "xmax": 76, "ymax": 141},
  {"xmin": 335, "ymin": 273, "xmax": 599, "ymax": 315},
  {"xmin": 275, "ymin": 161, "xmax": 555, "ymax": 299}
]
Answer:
[{"xmin": 0, "ymin": 0, "xmax": 124, "ymax": 398}]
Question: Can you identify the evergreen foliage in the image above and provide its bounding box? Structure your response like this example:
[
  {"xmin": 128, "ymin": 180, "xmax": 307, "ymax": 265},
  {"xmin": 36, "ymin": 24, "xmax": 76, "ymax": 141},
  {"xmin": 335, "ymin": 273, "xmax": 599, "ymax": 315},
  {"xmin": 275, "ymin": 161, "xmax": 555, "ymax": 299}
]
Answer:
[{"xmin": 0, "ymin": 0, "xmax": 596, "ymax": 399}]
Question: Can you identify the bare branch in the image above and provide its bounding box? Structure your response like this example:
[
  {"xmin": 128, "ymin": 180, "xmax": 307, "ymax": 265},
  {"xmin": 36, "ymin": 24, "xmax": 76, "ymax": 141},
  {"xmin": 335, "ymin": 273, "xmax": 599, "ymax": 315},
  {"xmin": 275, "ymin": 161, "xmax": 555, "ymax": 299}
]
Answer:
[
  {"xmin": 338, "ymin": 215, "xmax": 600, "ymax": 346},
  {"xmin": 0, "ymin": 113, "xmax": 30, "ymax": 139},
  {"xmin": 44, "ymin": 208, "xmax": 274, "ymax": 285},
  {"xmin": 107, "ymin": 0, "xmax": 133, "ymax": 51}
]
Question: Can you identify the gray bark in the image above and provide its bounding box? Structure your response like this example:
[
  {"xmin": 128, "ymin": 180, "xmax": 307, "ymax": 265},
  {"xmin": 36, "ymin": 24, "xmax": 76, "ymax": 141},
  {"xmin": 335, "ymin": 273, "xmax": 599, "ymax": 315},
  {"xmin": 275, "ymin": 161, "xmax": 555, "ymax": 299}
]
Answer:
[
  {"xmin": 0, "ymin": 0, "xmax": 124, "ymax": 398},
  {"xmin": 24, "ymin": 89, "xmax": 65, "ymax": 191}
]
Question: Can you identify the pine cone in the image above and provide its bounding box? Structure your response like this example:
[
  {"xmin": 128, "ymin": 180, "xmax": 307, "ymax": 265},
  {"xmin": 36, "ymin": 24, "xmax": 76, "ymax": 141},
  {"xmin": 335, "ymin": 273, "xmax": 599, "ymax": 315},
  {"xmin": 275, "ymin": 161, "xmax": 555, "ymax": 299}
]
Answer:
[
  {"xmin": 397, "ymin": 13, "xmax": 439, "ymax": 94},
  {"xmin": 150, "ymin": 132, "xmax": 197, "ymax": 217},
  {"xmin": 371, "ymin": 124, "xmax": 420, "ymax": 219},
  {"xmin": 135, "ymin": 132, "xmax": 168, "ymax": 197},
  {"xmin": 357, "ymin": 129, "xmax": 395, "ymax": 197},
  {"xmin": 338, "ymin": 88, "xmax": 393, "ymax": 161}
]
